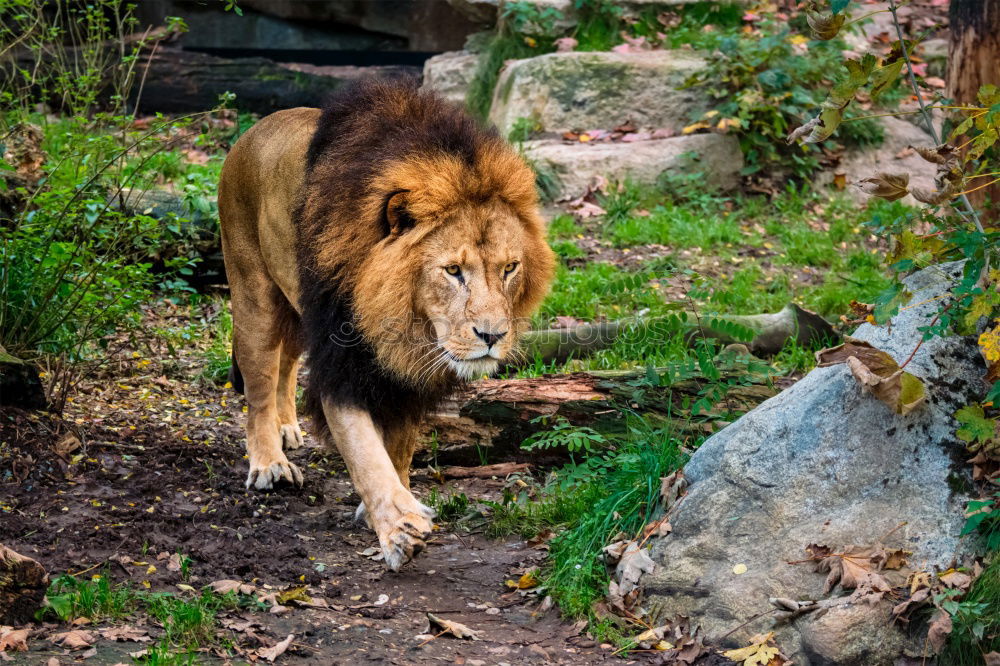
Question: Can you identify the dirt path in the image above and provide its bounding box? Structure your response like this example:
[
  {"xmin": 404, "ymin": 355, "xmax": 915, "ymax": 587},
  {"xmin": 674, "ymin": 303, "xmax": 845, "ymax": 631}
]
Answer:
[{"xmin": 1, "ymin": 372, "xmax": 620, "ymax": 664}]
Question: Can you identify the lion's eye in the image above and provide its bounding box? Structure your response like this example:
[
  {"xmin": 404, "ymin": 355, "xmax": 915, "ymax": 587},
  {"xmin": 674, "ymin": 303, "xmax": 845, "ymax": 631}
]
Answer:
[
  {"xmin": 445, "ymin": 264, "xmax": 462, "ymax": 276},
  {"xmin": 504, "ymin": 261, "xmax": 518, "ymax": 274}
]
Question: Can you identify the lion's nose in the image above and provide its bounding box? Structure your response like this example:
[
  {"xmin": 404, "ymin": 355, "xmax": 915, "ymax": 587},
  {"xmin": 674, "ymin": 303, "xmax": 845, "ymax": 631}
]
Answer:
[{"xmin": 473, "ymin": 327, "xmax": 507, "ymax": 348}]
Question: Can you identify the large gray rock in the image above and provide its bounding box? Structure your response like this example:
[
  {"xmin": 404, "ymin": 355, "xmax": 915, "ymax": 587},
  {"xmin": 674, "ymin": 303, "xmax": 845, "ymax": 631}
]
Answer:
[
  {"xmin": 489, "ymin": 51, "xmax": 707, "ymax": 137},
  {"xmin": 646, "ymin": 261, "xmax": 983, "ymax": 665},
  {"xmin": 523, "ymin": 134, "xmax": 742, "ymax": 200},
  {"xmin": 422, "ymin": 51, "xmax": 480, "ymax": 105}
]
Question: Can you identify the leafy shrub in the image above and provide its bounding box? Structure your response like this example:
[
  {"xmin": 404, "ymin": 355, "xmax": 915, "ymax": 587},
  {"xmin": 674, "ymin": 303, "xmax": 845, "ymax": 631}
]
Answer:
[{"xmin": 0, "ymin": 0, "xmax": 230, "ymax": 407}]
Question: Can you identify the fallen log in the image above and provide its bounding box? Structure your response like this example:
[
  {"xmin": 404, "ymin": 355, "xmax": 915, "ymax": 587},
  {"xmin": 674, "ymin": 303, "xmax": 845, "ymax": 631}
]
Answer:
[
  {"xmin": 519, "ymin": 304, "xmax": 838, "ymax": 363},
  {"xmin": 412, "ymin": 462, "xmax": 531, "ymax": 480},
  {"xmin": 0, "ymin": 545, "xmax": 48, "ymax": 625},
  {"xmin": 418, "ymin": 368, "xmax": 778, "ymax": 465}
]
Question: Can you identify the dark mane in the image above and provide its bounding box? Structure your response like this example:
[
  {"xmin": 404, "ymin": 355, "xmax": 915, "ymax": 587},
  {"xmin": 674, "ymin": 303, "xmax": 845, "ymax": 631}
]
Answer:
[{"xmin": 295, "ymin": 77, "xmax": 503, "ymax": 436}]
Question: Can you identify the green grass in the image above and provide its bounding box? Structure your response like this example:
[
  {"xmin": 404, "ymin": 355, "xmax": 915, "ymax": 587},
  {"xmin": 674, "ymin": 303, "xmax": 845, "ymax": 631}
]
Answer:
[
  {"xmin": 941, "ymin": 558, "xmax": 1000, "ymax": 664},
  {"xmin": 42, "ymin": 572, "xmax": 248, "ymax": 662},
  {"xmin": 485, "ymin": 417, "xmax": 688, "ymax": 618},
  {"xmin": 197, "ymin": 300, "xmax": 234, "ymax": 385}
]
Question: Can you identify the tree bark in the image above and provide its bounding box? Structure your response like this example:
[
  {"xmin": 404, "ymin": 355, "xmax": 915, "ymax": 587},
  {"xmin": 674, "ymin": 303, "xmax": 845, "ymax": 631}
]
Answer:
[
  {"xmin": 418, "ymin": 369, "xmax": 777, "ymax": 465},
  {"xmin": 0, "ymin": 545, "xmax": 48, "ymax": 625},
  {"xmin": 949, "ymin": 0, "xmax": 1000, "ymax": 220}
]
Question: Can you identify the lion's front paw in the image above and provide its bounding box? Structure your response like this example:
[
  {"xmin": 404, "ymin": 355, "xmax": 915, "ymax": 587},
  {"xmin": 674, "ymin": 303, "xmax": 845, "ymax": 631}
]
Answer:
[
  {"xmin": 371, "ymin": 491, "xmax": 435, "ymax": 571},
  {"xmin": 279, "ymin": 424, "xmax": 304, "ymax": 450},
  {"xmin": 246, "ymin": 450, "xmax": 303, "ymax": 490}
]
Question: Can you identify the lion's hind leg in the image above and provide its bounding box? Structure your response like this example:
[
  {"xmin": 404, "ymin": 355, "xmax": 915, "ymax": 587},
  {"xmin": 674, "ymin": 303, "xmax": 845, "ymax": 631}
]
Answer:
[
  {"xmin": 276, "ymin": 335, "xmax": 304, "ymax": 451},
  {"xmin": 232, "ymin": 286, "xmax": 304, "ymax": 490}
]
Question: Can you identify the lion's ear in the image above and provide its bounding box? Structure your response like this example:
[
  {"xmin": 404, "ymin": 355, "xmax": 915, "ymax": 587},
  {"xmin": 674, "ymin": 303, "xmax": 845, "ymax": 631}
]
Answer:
[{"xmin": 384, "ymin": 189, "xmax": 415, "ymax": 237}]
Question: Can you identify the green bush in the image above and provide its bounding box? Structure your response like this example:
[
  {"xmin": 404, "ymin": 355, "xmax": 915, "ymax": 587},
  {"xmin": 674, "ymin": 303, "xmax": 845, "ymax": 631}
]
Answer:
[{"xmin": 0, "ymin": 0, "xmax": 230, "ymax": 406}]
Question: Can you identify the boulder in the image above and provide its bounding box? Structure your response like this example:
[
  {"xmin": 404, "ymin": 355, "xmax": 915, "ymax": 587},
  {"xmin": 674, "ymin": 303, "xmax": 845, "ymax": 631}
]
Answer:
[
  {"xmin": 646, "ymin": 261, "xmax": 983, "ymax": 665},
  {"xmin": 488, "ymin": 50, "xmax": 707, "ymax": 137},
  {"xmin": 523, "ymin": 134, "xmax": 742, "ymax": 200},
  {"xmin": 422, "ymin": 51, "xmax": 480, "ymax": 105}
]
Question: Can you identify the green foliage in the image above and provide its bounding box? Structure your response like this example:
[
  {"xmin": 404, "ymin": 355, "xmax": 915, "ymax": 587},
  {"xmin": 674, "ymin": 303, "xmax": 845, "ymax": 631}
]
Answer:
[
  {"xmin": 197, "ymin": 301, "xmax": 234, "ymax": 385},
  {"xmin": 427, "ymin": 489, "xmax": 472, "ymax": 523},
  {"xmin": 685, "ymin": 18, "xmax": 887, "ymax": 180},
  {"xmin": 0, "ymin": 0, "xmax": 232, "ymax": 406},
  {"xmin": 534, "ymin": 419, "xmax": 687, "ymax": 617},
  {"xmin": 508, "ymin": 115, "xmax": 542, "ymax": 143},
  {"xmin": 941, "ymin": 558, "xmax": 1000, "ymax": 664},
  {"xmin": 523, "ymin": 417, "xmax": 608, "ymax": 456},
  {"xmin": 42, "ymin": 572, "xmax": 246, "ymax": 660}
]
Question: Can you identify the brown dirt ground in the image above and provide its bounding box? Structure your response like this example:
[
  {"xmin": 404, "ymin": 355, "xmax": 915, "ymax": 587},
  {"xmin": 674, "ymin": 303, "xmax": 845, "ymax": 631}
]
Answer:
[{"xmin": 0, "ymin": 314, "xmax": 660, "ymax": 666}]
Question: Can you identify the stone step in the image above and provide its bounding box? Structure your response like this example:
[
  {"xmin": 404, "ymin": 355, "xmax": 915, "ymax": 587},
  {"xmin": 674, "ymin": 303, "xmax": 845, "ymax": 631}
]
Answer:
[
  {"xmin": 522, "ymin": 134, "xmax": 742, "ymax": 200},
  {"xmin": 489, "ymin": 50, "xmax": 707, "ymax": 138},
  {"xmin": 422, "ymin": 50, "xmax": 479, "ymax": 105}
]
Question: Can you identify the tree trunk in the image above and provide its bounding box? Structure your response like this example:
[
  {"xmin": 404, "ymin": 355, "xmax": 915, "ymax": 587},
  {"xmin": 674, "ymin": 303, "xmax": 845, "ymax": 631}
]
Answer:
[
  {"xmin": 418, "ymin": 369, "xmax": 777, "ymax": 465},
  {"xmin": 0, "ymin": 545, "xmax": 48, "ymax": 625},
  {"xmin": 949, "ymin": 0, "xmax": 1000, "ymax": 220}
]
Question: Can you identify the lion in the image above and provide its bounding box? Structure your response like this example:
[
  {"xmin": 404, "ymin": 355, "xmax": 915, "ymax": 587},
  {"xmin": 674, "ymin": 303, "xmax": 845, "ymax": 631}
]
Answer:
[{"xmin": 217, "ymin": 78, "xmax": 556, "ymax": 570}]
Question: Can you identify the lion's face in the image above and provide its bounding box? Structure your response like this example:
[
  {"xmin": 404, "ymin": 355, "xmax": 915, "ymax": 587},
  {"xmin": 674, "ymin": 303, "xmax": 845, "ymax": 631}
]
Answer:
[
  {"xmin": 350, "ymin": 149, "xmax": 556, "ymax": 388},
  {"xmin": 416, "ymin": 200, "xmax": 530, "ymax": 380}
]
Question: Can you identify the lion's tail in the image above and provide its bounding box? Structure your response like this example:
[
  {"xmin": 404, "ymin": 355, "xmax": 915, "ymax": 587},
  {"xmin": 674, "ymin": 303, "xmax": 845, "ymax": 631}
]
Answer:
[{"xmin": 228, "ymin": 353, "xmax": 245, "ymax": 395}]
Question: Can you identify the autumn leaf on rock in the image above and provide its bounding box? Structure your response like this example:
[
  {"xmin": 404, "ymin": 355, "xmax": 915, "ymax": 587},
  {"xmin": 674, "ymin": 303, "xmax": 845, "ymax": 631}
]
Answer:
[
  {"xmin": 816, "ymin": 337, "xmax": 926, "ymax": 414},
  {"xmin": 802, "ymin": 542, "xmax": 910, "ymax": 604},
  {"xmin": 723, "ymin": 632, "xmax": 789, "ymax": 666},
  {"xmin": 660, "ymin": 469, "xmax": 687, "ymax": 512}
]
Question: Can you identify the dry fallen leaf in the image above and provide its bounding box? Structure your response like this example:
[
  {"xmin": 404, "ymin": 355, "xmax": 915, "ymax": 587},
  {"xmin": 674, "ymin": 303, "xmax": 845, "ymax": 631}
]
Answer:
[
  {"xmin": 0, "ymin": 628, "xmax": 28, "ymax": 652},
  {"xmin": 208, "ymin": 579, "xmax": 256, "ymax": 595},
  {"xmin": 723, "ymin": 631, "xmax": 788, "ymax": 666},
  {"xmin": 605, "ymin": 540, "xmax": 656, "ymax": 598},
  {"xmin": 166, "ymin": 552, "xmax": 182, "ymax": 572},
  {"xmin": 426, "ymin": 613, "xmax": 481, "ymax": 640},
  {"xmin": 660, "ymin": 470, "xmax": 687, "ymax": 512},
  {"xmin": 803, "ymin": 542, "xmax": 910, "ymax": 604},
  {"xmin": 939, "ymin": 569, "xmax": 973, "ymax": 590},
  {"xmin": 816, "ymin": 337, "xmax": 926, "ymax": 415},
  {"xmin": 50, "ymin": 629, "xmax": 96, "ymax": 650},
  {"xmin": 54, "ymin": 433, "xmax": 82, "ymax": 459},
  {"xmin": 554, "ymin": 37, "xmax": 577, "ymax": 52},
  {"xmin": 99, "ymin": 626, "xmax": 151, "ymax": 643},
  {"xmin": 258, "ymin": 633, "xmax": 294, "ymax": 662},
  {"xmin": 927, "ymin": 609, "xmax": 952, "ymax": 653}
]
